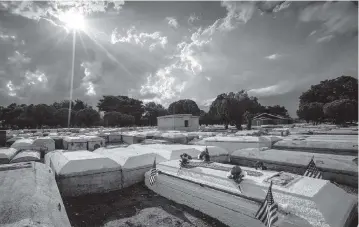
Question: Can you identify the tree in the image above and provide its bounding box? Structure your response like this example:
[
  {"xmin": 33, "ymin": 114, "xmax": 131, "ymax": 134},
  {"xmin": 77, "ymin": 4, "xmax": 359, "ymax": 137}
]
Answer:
[
  {"xmin": 75, "ymin": 108, "xmax": 100, "ymax": 127},
  {"xmin": 73, "ymin": 99, "xmax": 89, "ymax": 111},
  {"xmin": 168, "ymin": 99, "xmax": 201, "ymax": 116},
  {"xmin": 144, "ymin": 102, "xmax": 167, "ymax": 126},
  {"xmin": 104, "ymin": 111, "xmax": 135, "ymax": 127},
  {"xmin": 262, "ymin": 105, "xmax": 290, "ymax": 117},
  {"xmin": 97, "ymin": 95, "xmax": 144, "ymax": 125},
  {"xmin": 297, "ymin": 102, "xmax": 324, "ymax": 124},
  {"xmin": 54, "ymin": 108, "xmax": 75, "ymax": 127},
  {"xmin": 323, "ymin": 99, "xmax": 358, "ymax": 124},
  {"xmin": 299, "ymin": 75, "xmax": 358, "ymax": 104},
  {"xmin": 209, "ymin": 91, "xmax": 252, "ymax": 130},
  {"xmin": 32, "ymin": 104, "xmax": 56, "ymax": 128}
]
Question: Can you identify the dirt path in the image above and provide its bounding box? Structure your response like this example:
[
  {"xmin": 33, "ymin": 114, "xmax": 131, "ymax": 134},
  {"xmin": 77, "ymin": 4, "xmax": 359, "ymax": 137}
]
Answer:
[{"xmin": 63, "ymin": 183, "xmax": 228, "ymax": 227}]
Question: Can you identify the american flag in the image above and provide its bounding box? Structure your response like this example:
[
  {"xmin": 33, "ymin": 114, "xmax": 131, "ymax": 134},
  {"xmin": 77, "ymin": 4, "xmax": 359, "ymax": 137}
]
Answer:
[
  {"xmin": 149, "ymin": 158, "xmax": 157, "ymax": 186},
  {"xmin": 303, "ymin": 157, "xmax": 322, "ymax": 179},
  {"xmin": 255, "ymin": 181, "xmax": 279, "ymax": 227}
]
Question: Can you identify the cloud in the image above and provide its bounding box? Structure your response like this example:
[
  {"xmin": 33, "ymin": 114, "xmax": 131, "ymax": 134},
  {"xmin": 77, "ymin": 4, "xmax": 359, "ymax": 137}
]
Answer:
[
  {"xmin": 265, "ymin": 53, "xmax": 281, "ymax": 60},
  {"xmin": 166, "ymin": 17, "xmax": 179, "ymax": 28},
  {"xmin": 188, "ymin": 14, "xmax": 199, "ymax": 25},
  {"xmin": 316, "ymin": 34, "xmax": 334, "ymax": 43},
  {"xmin": 248, "ymin": 81, "xmax": 295, "ymax": 97},
  {"xmin": 219, "ymin": 1, "xmax": 256, "ymax": 31},
  {"xmin": 111, "ymin": 26, "xmax": 168, "ymax": 51},
  {"xmin": 299, "ymin": 2, "xmax": 358, "ymax": 35}
]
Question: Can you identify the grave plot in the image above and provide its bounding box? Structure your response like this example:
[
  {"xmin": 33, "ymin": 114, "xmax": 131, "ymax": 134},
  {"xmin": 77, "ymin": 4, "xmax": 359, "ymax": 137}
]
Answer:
[
  {"xmin": 0, "ymin": 148, "xmax": 17, "ymax": 164},
  {"xmin": 46, "ymin": 151, "xmax": 122, "ymax": 197},
  {"xmin": 10, "ymin": 138, "xmax": 40, "ymax": 151},
  {"xmin": 0, "ymin": 162, "xmax": 71, "ymax": 227},
  {"xmin": 145, "ymin": 160, "xmax": 358, "ymax": 227},
  {"xmin": 202, "ymin": 136, "xmax": 283, "ymax": 154},
  {"xmin": 273, "ymin": 137, "xmax": 358, "ymax": 156},
  {"xmin": 10, "ymin": 150, "xmax": 41, "ymax": 163},
  {"xmin": 94, "ymin": 147, "xmax": 158, "ymax": 188},
  {"xmin": 231, "ymin": 148, "xmax": 358, "ymax": 187},
  {"xmin": 130, "ymin": 144, "xmax": 230, "ymax": 163},
  {"xmin": 33, "ymin": 137, "xmax": 56, "ymax": 152}
]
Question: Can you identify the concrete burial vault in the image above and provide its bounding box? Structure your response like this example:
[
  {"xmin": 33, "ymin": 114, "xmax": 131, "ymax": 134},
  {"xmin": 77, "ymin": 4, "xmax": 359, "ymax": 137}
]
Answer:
[
  {"xmin": 273, "ymin": 137, "xmax": 358, "ymax": 156},
  {"xmin": 146, "ymin": 160, "xmax": 358, "ymax": 227},
  {"xmin": 129, "ymin": 144, "xmax": 230, "ymax": 163},
  {"xmin": 0, "ymin": 162, "xmax": 71, "ymax": 227},
  {"xmin": 231, "ymin": 148, "xmax": 358, "ymax": 187},
  {"xmin": 202, "ymin": 136, "xmax": 283, "ymax": 154},
  {"xmin": 10, "ymin": 150, "xmax": 41, "ymax": 164},
  {"xmin": 46, "ymin": 150, "xmax": 121, "ymax": 197},
  {"xmin": 94, "ymin": 147, "xmax": 158, "ymax": 188},
  {"xmin": 0, "ymin": 148, "xmax": 18, "ymax": 164}
]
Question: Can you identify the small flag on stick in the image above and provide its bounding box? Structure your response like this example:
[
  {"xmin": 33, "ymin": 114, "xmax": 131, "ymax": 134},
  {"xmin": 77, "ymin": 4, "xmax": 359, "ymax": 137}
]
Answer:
[
  {"xmin": 255, "ymin": 181, "xmax": 279, "ymax": 227},
  {"xmin": 149, "ymin": 158, "xmax": 157, "ymax": 186},
  {"xmin": 303, "ymin": 156, "xmax": 322, "ymax": 179}
]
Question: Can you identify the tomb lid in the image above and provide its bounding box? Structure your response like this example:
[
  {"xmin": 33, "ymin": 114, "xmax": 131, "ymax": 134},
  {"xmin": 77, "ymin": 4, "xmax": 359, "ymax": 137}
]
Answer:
[
  {"xmin": 156, "ymin": 160, "xmax": 357, "ymax": 227},
  {"xmin": 203, "ymin": 136, "xmax": 260, "ymax": 143},
  {"xmin": 94, "ymin": 147, "xmax": 162, "ymax": 169},
  {"xmin": 10, "ymin": 150, "xmax": 40, "ymax": 163},
  {"xmin": 231, "ymin": 148, "xmax": 357, "ymax": 174},
  {"xmin": 49, "ymin": 151, "xmax": 120, "ymax": 177},
  {"xmin": 0, "ymin": 148, "xmax": 18, "ymax": 162}
]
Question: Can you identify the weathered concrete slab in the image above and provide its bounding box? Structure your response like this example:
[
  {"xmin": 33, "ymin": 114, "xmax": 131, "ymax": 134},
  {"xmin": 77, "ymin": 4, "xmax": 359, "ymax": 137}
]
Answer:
[
  {"xmin": 231, "ymin": 148, "xmax": 358, "ymax": 186},
  {"xmin": 94, "ymin": 147, "xmax": 157, "ymax": 188},
  {"xmin": 10, "ymin": 150, "xmax": 41, "ymax": 164},
  {"xmin": 33, "ymin": 137, "xmax": 56, "ymax": 152},
  {"xmin": 202, "ymin": 136, "xmax": 283, "ymax": 154},
  {"xmin": 47, "ymin": 151, "xmax": 121, "ymax": 197},
  {"xmin": 273, "ymin": 137, "xmax": 358, "ymax": 156},
  {"xmin": 122, "ymin": 134, "xmax": 145, "ymax": 144},
  {"xmin": 0, "ymin": 148, "xmax": 18, "ymax": 164},
  {"xmin": 0, "ymin": 162, "xmax": 71, "ymax": 226},
  {"xmin": 146, "ymin": 160, "xmax": 358, "ymax": 227},
  {"xmin": 130, "ymin": 144, "xmax": 230, "ymax": 163},
  {"xmin": 10, "ymin": 138, "xmax": 38, "ymax": 151}
]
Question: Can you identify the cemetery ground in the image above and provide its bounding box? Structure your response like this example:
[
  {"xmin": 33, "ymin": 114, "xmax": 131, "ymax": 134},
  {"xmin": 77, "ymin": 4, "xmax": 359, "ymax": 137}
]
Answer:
[{"xmin": 63, "ymin": 182, "xmax": 228, "ymax": 227}]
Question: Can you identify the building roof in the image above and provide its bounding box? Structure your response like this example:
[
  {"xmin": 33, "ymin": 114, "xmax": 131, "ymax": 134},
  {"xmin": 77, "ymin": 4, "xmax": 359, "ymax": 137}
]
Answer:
[
  {"xmin": 252, "ymin": 113, "xmax": 290, "ymax": 120},
  {"xmin": 157, "ymin": 114, "xmax": 199, "ymax": 119}
]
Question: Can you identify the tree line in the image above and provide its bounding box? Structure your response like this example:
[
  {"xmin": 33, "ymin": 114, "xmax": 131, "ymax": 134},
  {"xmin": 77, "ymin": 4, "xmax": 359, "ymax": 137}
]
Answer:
[
  {"xmin": 1, "ymin": 75, "xmax": 355, "ymax": 130},
  {"xmin": 0, "ymin": 92, "xmax": 289, "ymax": 130}
]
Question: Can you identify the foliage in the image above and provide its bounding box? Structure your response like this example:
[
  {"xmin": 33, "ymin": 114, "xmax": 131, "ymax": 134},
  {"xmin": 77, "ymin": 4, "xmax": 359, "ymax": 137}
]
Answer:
[
  {"xmin": 143, "ymin": 102, "xmax": 167, "ymax": 126},
  {"xmin": 168, "ymin": 99, "xmax": 201, "ymax": 116},
  {"xmin": 296, "ymin": 102, "xmax": 324, "ymax": 124},
  {"xmin": 97, "ymin": 95, "xmax": 144, "ymax": 125},
  {"xmin": 75, "ymin": 108, "xmax": 101, "ymax": 127},
  {"xmin": 299, "ymin": 76, "xmax": 358, "ymax": 104},
  {"xmin": 104, "ymin": 111, "xmax": 135, "ymax": 127},
  {"xmin": 209, "ymin": 91, "xmax": 252, "ymax": 129},
  {"xmin": 323, "ymin": 99, "xmax": 358, "ymax": 124},
  {"xmin": 54, "ymin": 108, "xmax": 75, "ymax": 127},
  {"xmin": 297, "ymin": 75, "xmax": 358, "ymax": 124}
]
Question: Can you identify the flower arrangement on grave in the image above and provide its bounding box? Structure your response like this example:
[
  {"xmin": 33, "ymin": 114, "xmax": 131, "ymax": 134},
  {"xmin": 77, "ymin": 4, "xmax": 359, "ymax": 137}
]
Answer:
[
  {"xmin": 227, "ymin": 165, "xmax": 247, "ymax": 184},
  {"xmin": 198, "ymin": 146, "xmax": 210, "ymax": 162},
  {"xmin": 179, "ymin": 153, "xmax": 192, "ymax": 167},
  {"xmin": 254, "ymin": 161, "xmax": 267, "ymax": 170}
]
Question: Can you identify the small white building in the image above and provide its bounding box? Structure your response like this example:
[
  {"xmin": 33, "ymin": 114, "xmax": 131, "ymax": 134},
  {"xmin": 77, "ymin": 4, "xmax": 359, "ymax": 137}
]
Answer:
[{"xmin": 157, "ymin": 114, "xmax": 199, "ymax": 131}]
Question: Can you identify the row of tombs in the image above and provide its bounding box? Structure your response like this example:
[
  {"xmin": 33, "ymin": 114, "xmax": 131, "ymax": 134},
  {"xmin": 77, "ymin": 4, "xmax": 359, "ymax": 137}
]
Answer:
[{"xmin": 0, "ymin": 133, "xmax": 358, "ymax": 227}]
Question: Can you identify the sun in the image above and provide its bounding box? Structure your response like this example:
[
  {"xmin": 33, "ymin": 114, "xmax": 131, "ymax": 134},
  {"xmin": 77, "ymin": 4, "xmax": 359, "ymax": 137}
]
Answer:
[{"xmin": 59, "ymin": 11, "xmax": 86, "ymax": 31}]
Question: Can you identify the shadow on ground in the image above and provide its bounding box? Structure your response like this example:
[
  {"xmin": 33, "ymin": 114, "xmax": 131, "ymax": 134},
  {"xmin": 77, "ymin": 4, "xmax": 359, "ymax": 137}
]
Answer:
[{"xmin": 63, "ymin": 183, "xmax": 228, "ymax": 227}]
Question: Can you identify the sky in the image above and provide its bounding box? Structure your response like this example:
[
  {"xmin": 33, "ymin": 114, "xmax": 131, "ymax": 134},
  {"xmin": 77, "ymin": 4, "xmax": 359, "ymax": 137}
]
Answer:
[{"xmin": 0, "ymin": 1, "xmax": 357, "ymax": 117}]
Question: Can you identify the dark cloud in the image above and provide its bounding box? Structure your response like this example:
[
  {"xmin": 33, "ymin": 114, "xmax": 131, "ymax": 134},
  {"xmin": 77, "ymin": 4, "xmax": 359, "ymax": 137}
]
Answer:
[{"xmin": 0, "ymin": 1, "xmax": 357, "ymax": 117}]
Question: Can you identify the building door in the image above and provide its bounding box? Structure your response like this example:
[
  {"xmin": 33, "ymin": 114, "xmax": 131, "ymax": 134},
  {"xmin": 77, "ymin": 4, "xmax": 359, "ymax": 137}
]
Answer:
[{"xmin": 184, "ymin": 120, "xmax": 189, "ymax": 127}]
